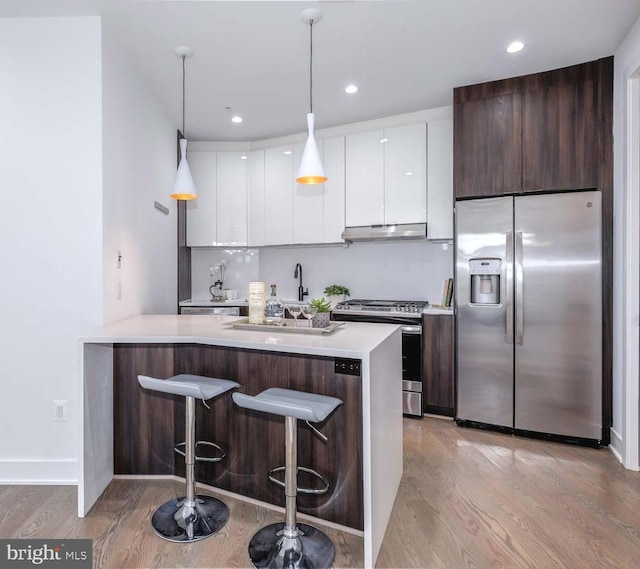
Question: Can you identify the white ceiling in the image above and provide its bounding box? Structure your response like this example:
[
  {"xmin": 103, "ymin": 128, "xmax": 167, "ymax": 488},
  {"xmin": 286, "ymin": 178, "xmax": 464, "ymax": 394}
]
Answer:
[{"xmin": 2, "ymin": 0, "xmax": 640, "ymax": 141}]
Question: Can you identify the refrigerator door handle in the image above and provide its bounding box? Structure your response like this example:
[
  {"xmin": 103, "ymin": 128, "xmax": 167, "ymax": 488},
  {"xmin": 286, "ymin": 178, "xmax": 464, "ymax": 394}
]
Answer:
[
  {"xmin": 505, "ymin": 230, "xmax": 514, "ymax": 344},
  {"xmin": 515, "ymin": 231, "xmax": 524, "ymax": 345}
]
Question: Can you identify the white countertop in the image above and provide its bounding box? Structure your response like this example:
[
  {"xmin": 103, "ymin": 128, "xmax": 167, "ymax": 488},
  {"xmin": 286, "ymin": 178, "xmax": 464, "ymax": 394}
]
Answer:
[
  {"xmin": 81, "ymin": 315, "xmax": 400, "ymax": 359},
  {"xmin": 423, "ymin": 305, "xmax": 453, "ymax": 316},
  {"xmin": 179, "ymin": 299, "xmax": 248, "ymax": 307}
]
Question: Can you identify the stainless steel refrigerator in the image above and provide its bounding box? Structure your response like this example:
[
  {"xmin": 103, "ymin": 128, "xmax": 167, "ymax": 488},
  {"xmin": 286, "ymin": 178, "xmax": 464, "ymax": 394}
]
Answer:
[{"xmin": 455, "ymin": 191, "xmax": 603, "ymax": 443}]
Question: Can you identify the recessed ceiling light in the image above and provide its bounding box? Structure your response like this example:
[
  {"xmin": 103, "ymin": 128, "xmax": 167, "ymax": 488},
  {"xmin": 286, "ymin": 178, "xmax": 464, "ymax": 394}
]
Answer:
[
  {"xmin": 507, "ymin": 41, "xmax": 524, "ymax": 54},
  {"xmin": 231, "ymin": 116, "xmax": 243, "ymax": 123},
  {"xmin": 284, "ymin": 150, "xmax": 292, "ymax": 155},
  {"xmin": 405, "ymin": 172, "xmax": 414, "ymax": 176},
  {"xmin": 345, "ymin": 84, "xmax": 358, "ymax": 94},
  {"xmin": 240, "ymin": 155, "xmax": 247, "ymax": 160},
  {"xmin": 379, "ymin": 138, "xmax": 388, "ymax": 143}
]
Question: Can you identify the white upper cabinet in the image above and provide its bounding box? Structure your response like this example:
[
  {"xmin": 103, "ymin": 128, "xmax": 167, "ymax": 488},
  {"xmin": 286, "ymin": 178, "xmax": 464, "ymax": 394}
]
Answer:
[
  {"xmin": 426, "ymin": 118, "xmax": 454, "ymax": 240},
  {"xmin": 187, "ymin": 150, "xmax": 248, "ymax": 247},
  {"xmin": 188, "ymin": 110, "xmax": 451, "ymax": 247},
  {"xmin": 216, "ymin": 152, "xmax": 247, "ymax": 246},
  {"xmin": 346, "ymin": 130, "xmax": 385, "ymax": 226},
  {"xmin": 384, "ymin": 123, "xmax": 427, "ymax": 225},
  {"xmin": 264, "ymin": 146, "xmax": 293, "ymax": 245},
  {"xmin": 346, "ymin": 124, "xmax": 427, "ymax": 227},
  {"xmin": 187, "ymin": 151, "xmax": 217, "ymax": 246},
  {"xmin": 292, "ymin": 136, "xmax": 346, "ymax": 244},
  {"xmin": 247, "ymin": 150, "xmax": 265, "ymax": 247},
  {"xmin": 293, "ymin": 141, "xmax": 324, "ymax": 244},
  {"xmin": 322, "ymin": 136, "xmax": 346, "ymax": 243}
]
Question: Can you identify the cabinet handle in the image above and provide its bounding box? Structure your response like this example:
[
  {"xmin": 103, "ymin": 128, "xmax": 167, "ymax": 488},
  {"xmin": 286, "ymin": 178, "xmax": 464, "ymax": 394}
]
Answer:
[
  {"xmin": 505, "ymin": 231, "xmax": 514, "ymax": 344},
  {"xmin": 515, "ymin": 231, "xmax": 524, "ymax": 345}
]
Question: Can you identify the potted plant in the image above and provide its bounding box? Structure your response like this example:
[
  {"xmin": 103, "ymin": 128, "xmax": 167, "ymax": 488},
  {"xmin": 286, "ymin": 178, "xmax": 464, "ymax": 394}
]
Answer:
[
  {"xmin": 309, "ymin": 298, "xmax": 332, "ymax": 328},
  {"xmin": 323, "ymin": 284, "xmax": 350, "ymax": 309}
]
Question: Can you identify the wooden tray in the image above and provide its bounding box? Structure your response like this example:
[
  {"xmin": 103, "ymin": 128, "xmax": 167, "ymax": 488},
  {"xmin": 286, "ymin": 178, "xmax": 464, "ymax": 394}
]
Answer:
[{"xmin": 226, "ymin": 318, "xmax": 345, "ymax": 335}]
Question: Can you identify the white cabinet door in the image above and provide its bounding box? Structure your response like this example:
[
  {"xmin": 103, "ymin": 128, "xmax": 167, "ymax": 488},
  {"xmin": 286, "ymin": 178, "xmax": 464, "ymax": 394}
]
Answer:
[
  {"xmin": 247, "ymin": 150, "xmax": 265, "ymax": 247},
  {"xmin": 426, "ymin": 118, "xmax": 453, "ymax": 240},
  {"xmin": 322, "ymin": 136, "xmax": 345, "ymax": 243},
  {"xmin": 264, "ymin": 145, "xmax": 293, "ymax": 245},
  {"xmin": 293, "ymin": 141, "xmax": 324, "ymax": 244},
  {"xmin": 187, "ymin": 150, "xmax": 217, "ymax": 246},
  {"xmin": 216, "ymin": 152, "xmax": 247, "ymax": 246},
  {"xmin": 345, "ymin": 130, "xmax": 384, "ymax": 226},
  {"xmin": 384, "ymin": 123, "xmax": 427, "ymax": 225}
]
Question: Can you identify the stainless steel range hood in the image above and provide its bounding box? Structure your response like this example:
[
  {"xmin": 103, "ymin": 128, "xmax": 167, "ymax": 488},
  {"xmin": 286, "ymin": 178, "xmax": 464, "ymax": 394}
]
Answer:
[{"xmin": 341, "ymin": 223, "xmax": 427, "ymax": 242}]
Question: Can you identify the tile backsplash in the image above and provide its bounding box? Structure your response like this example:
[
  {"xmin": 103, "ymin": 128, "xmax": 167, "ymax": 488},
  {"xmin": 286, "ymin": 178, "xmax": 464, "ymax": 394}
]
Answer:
[{"xmin": 191, "ymin": 240, "xmax": 453, "ymax": 304}]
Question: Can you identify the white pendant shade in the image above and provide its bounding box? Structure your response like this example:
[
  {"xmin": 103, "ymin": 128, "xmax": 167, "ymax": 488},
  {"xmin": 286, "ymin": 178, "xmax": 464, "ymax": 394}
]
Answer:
[
  {"xmin": 296, "ymin": 113, "xmax": 327, "ymax": 184},
  {"xmin": 171, "ymin": 138, "xmax": 197, "ymax": 200}
]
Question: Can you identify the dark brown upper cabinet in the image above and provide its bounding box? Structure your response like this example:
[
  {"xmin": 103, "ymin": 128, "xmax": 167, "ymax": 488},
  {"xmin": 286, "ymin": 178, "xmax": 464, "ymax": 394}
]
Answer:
[
  {"xmin": 522, "ymin": 61, "xmax": 599, "ymax": 192},
  {"xmin": 453, "ymin": 57, "xmax": 612, "ymax": 199},
  {"xmin": 454, "ymin": 92, "xmax": 522, "ymax": 198}
]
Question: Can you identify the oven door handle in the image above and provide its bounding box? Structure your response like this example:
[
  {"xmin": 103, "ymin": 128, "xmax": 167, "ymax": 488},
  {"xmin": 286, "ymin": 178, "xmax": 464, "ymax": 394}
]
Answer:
[{"xmin": 401, "ymin": 325, "xmax": 422, "ymax": 335}]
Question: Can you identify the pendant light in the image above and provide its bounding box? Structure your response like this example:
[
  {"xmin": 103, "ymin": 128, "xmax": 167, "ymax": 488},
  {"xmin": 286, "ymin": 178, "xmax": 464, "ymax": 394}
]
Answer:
[
  {"xmin": 171, "ymin": 46, "xmax": 197, "ymax": 200},
  {"xmin": 296, "ymin": 8, "xmax": 327, "ymax": 185}
]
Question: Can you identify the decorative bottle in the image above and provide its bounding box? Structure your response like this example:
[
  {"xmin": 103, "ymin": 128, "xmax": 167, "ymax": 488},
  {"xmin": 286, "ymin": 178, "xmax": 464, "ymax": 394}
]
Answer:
[
  {"xmin": 248, "ymin": 281, "xmax": 266, "ymax": 324},
  {"xmin": 264, "ymin": 284, "xmax": 285, "ymax": 325}
]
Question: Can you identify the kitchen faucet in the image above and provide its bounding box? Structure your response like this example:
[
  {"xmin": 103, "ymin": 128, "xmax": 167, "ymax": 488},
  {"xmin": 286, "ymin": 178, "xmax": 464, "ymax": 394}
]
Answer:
[{"xmin": 294, "ymin": 263, "xmax": 308, "ymax": 302}]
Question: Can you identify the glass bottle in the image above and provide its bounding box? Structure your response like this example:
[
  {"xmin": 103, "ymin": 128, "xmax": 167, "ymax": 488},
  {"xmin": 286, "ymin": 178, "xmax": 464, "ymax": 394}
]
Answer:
[{"xmin": 264, "ymin": 284, "xmax": 284, "ymax": 325}]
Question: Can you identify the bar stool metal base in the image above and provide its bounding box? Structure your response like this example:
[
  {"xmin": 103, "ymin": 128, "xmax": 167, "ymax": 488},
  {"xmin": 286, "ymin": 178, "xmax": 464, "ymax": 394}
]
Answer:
[
  {"xmin": 247, "ymin": 522, "xmax": 335, "ymax": 569},
  {"xmin": 151, "ymin": 495, "xmax": 229, "ymax": 543}
]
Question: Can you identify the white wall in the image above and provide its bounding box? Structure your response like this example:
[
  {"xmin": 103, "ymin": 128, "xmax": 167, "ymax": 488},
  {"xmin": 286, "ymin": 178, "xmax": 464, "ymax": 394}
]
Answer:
[
  {"xmin": 259, "ymin": 241, "xmax": 453, "ymax": 303},
  {"xmin": 612, "ymin": 15, "xmax": 640, "ymax": 469},
  {"xmin": 191, "ymin": 248, "xmax": 260, "ymax": 300},
  {"xmin": 102, "ymin": 24, "xmax": 177, "ymax": 324},
  {"xmin": 190, "ymin": 241, "xmax": 452, "ymax": 303},
  {"xmin": 0, "ymin": 17, "xmax": 103, "ymax": 483}
]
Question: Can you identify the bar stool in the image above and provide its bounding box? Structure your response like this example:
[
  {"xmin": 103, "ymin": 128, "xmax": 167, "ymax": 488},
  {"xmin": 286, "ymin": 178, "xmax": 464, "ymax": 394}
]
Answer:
[
  {"xmin": 137, "ymin": 373, "xmax": 239, "ymax": 543},
  {"xmin": 233, "ymin": 388, "xmax": 343, "ymax": 569}
]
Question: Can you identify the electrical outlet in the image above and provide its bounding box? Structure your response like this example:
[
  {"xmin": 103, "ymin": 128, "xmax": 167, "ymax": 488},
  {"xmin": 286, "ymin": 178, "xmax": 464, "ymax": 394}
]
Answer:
[
  {"xmin": 334, "ymin": 358, "xmax": 361, "ymax": 377},
  {"xmin": 53, "ymin": 400, "xmax": 68, "ymax": 422}
]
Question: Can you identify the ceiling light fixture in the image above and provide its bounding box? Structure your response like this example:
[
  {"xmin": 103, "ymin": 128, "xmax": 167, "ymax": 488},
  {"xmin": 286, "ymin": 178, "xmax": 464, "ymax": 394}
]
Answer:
[
  {"xmin": 507, "ymin": 41, "xmax": 524, "ymax": 53},
  {"xmin": 345, "ymin": 84, "xmax": 358, "ymax": 94},
  {"xmin": 296, "ymin": 8, "xmax": 327, "ymax": 185},
  {"xmin": 170, "ymin": 46, "xmax": 197, "ymax": 200},
  {"xmin": 231, "ymin": 116, "xmax": 243, "ymax": 123}
]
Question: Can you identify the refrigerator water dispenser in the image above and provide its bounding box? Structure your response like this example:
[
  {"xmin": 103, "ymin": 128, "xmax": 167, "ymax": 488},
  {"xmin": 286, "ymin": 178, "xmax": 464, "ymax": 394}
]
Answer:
[{"xmin": 469, "ymin": 258, "xmax": 501, "ymax": 305}]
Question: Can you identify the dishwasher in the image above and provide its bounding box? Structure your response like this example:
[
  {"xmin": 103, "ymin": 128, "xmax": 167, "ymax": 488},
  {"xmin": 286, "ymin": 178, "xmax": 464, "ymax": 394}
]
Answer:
[{"xmin": 180, "ymin": 306, "xmax": 240, "ymax": 316}]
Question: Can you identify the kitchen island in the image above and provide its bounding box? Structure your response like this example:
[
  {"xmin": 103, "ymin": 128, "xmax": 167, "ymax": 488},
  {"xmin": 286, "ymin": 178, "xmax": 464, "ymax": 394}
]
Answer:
[{"xmin": 78, "ymin": 315, "xmax": 402, "ymax": 568}]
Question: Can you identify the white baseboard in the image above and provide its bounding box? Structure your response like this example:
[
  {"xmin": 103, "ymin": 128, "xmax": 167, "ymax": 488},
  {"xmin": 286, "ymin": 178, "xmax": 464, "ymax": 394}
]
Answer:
[
  {"xmin": 0, "ymin": 459, "xmax": 77, "ymax": 485},
  {"xmin": 609, "ymin": 428, "xmax": 624, "ymax": 464}
]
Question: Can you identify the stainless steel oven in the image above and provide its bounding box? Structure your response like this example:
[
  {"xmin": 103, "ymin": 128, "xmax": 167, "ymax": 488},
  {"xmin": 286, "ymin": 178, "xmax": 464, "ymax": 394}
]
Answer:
[{"xmin": 332, "ymin": 299, "xmax": 428, "ymax": 418}]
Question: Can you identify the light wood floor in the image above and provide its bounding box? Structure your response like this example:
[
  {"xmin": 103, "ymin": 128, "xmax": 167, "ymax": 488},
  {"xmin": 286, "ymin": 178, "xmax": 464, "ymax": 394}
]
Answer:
[{"xmin": 2, "ymin": 418, "xmax": 640, "ymax": 568}]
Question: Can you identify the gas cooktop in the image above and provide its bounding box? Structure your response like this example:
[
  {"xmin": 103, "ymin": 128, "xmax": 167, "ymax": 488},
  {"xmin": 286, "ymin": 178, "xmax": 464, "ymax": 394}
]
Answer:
[{"xmin": 333, "ymin": 299, "xmax": 429, "ymax": 315}]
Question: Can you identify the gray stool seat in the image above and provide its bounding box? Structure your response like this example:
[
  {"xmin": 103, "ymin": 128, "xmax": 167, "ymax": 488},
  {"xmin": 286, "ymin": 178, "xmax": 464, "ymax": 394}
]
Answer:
[
  {"xmin": 138, "ymin": 373, "xmax": 239, "ymax": 400},
  {"xmin": 232, "ymin": 388, "xmax": 342, "ymax": 423},
  {"xmin": 233, "ymin": 387, "xmax": 342, "ymax": 569},
  {"xmin": 137, "ymin": 373, "xmax": 239, "ymax": 544}
]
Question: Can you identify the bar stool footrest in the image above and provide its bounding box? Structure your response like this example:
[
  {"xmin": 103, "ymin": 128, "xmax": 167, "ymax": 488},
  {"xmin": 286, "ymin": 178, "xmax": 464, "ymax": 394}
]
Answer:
[
  {"xmin": 174, "ymin": 441, "xmax": 226, "ymax": 463},
  {"xmin": 268, "ymin": 466, "xmax": 330, "ymax": 495}
]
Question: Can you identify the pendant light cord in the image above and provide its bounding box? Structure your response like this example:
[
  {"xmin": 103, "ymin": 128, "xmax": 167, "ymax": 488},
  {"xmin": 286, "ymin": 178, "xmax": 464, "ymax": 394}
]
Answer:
[
  {"xmin": 309, "ymin": 20, "xmax": 313, "ymax": 114},
  {"xmin": 182, "ymin": 55, "xmax": 186, "ymax": 136}
]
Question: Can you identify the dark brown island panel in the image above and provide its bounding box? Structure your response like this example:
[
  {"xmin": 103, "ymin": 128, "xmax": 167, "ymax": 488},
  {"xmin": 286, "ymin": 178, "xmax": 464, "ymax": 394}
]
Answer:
[{"xmin": 113, "ymin": 343, "xmax": 364, "ymax": 530}]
